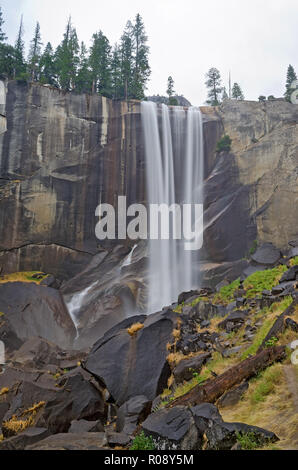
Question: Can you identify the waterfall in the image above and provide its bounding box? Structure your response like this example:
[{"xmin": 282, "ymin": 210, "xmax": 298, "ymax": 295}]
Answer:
[
  {"xmin": 141, "ymin": 102, "xmax": 204, "ymax": 313},
  {"xmin": 65, "ymin": 282, "xmax": 98, "ymax": 337}
]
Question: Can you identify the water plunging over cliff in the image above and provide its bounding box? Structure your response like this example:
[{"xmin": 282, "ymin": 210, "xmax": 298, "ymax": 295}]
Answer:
[{"xmin": 141, "ymin": 102, "xmax": 204, "ymax": 313}]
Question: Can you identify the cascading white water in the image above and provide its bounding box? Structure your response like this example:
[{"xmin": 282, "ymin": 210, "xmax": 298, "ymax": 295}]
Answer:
[
  {"xmin": 141, "ymin": 102, "xmax": 204, "ymax": 313},
  {"xmin": 65, "ymin": 282, "xmax": 98, "ymax": 337}
]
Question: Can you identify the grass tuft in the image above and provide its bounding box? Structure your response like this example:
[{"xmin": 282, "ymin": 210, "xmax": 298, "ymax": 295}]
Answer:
[
  {"xmin": 0, "ymin": 271, "xmax": 48, "ymax": 285},
  {"xmin": 213, "ymin": 279, "xmax": 240, "ymax": 305},
  {"xmin": 130, "ymin": 432, "xmax": 155, "ymax": 450},
  {"xmin": 127, "ymin": 323, "xmax": 144, "ymax": 336},
  {"xmin": 243, "ymin": 265, "xmax": 287, "ymax": 298}
]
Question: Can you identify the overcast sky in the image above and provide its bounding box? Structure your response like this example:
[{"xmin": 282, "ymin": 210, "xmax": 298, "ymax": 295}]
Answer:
[{"xmin": 1, "ymin": 0, "xmax": 297, "ymax": 105}]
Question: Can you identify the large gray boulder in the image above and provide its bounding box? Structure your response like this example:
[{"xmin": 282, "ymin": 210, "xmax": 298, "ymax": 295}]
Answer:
[
  {"xmin": 251, "ymin": 243, "xmax": 281, "ymax": 266},
  {"xmin": 1, "ymin": 368, "xmax": 106, "ymax": 435},
  {"xmin": 116, "ymin": 395, "xmax": 152, "ymax": 435},
  {"xmin": 173, "ymin": 353, "xmax": 211, "ymax": 384},
  {"xmin": 84, "ymin": 310, "xmax": 178, "ymax": 405},
  {"xmin": 141, "ymin": 406, "xmax": 199, "ymax": 450},
  {"xmin": 0, "ymin": 282, "xmax": 76, "ymax": 348}
]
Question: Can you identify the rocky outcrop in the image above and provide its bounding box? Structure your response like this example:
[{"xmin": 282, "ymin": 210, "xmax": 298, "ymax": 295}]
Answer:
[
  {"xmin": 0, "ymin": 282, "xmax": 76, "ymax": 348},
  {"xmin": 141, "ymin": 403, "xmax": 278, "ymax": 450},
  {"xmin": 0, "ymin": 81, "xmax": 145, "ymax": 280},
  {"xmin": 212, "ymin": 100, "xmax": 298, "ymax": 253}
]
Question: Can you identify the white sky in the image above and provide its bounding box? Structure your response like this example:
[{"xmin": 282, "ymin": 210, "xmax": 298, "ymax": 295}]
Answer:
[{"xmin": 1, "ymin": 0, "xmax": 298, "ymax": 105}]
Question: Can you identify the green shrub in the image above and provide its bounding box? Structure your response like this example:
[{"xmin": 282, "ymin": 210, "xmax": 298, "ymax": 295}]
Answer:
[
  {"xmin": 130, "ymin": 432, "xmax": 155, "ymax": 450},
  {"xmin": 236, "ymin": 432, "xmax": 260, "ymax": 450},
  {"xmin": 265, "ymin": 336, "xmax": 278, "ymax": 348},
  {"xmin": 216, "ymin": 135, "xmax": 232, "ymax": 153}
]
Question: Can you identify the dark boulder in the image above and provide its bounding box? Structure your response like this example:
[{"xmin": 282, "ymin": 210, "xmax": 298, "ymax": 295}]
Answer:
[
  {"xmin": 205, "ymin": 421, "xmax": 279, "ymax": 450},
  {"xmin": 106, "ymin": 432, "xmax": 131, "ymax": 447},
  {"xmin": 38, "ymin": 369, "xmax": 106, "ymax": 433},
  {"xmin": 218, "ymin": 311, "xmax": 249, "ymax": 331},
  {"xmin": 190, "ymin": 301, "xmax": 218, "ymax": 321},
  {"xmin": 285, "ymin": 317, "xmax": 298, "ymax": 332},
  {"xmin": 190, "ymin": 403, "xmax": 278, "ymax": 450},
  {"xmin": 222, "ymin": 346, "xmax": 245, "ymax": 358},
  {"xmin": 26, "ymin": 432, "xmax": 107, "ymax": 450},
  {"xmin": 279, "ymin": 265, "xmax": 298, "ymax": 283},
  {"xmin": 84, "ymin": 310, "xmax": 178, "ymax": 406},
  {"xmin": 271, "ymin": 281, "xmax": 296, "ymax": 296},
  {"xmin": 116, "ymin": 395, "xmax": 152, "ymax": 435},
  {"xmin": 236, "ymin": 297, "xmax": 246, "ymax": 307},
  {"xmin": 68, "ymin": 419, "xmax": 104, "ymax": 433},
  {"xmin": 10, "ymin": 337, "xmax": 62, "ymax": 368},
  {"xmin": 0, "ymin": 314, "xmax": 23, "ymax": 354},
  {"xmin": 0, "ymin": 282, "xmax": 76, "ymax": 348},
  {"xmin": 40, "ymin": 275, "xmax": 61, "ymax": 289},
  {"xmin": 251, "ymin": 243, "xmax": 281, "ymax": 267},
  {"xmin": 190, "ymin": 403, "xmax": 223, "ymax": 435},
  {"xmin": 178, "ymin": 290, "xmax": 200, "ymax": 305},
  {"xmin": 1, "ymin": 368, "xmax": 106, "ymax": 435},
  {"xmin": 0, "ymin": 428, "xmax": 49, "ymax": 450},
  {"xmin": 173, "ymin": 353, "xmax": 211, "ymax": 384},
  {"xmin": 217, "ymin": 382, "xmax": 249, "ymax": 408},
  {"xmin": 141, "ymin": 406, "xmax": 199, "ymax": 450}
]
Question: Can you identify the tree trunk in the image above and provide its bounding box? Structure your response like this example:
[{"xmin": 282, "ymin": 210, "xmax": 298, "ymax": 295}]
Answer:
[{"xmin": 168, "ymin": 345, "xmax": 286, "ymax": 408}]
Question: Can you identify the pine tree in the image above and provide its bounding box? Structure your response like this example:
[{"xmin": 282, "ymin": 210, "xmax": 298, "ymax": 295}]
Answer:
[
  {"xmin": 28, "ymin": 22, "xmax": 42, "ymax": 81},
  {"xmin": 284, "ymin": 65, "xmax": 297, "ymax": 102},
  {"xmin": 120, "ymin": 21, "xmax": 134, "ymax": 99},
  {"xmin": 75, "ymin": 42, "xmax": 91, "ymax": 93},
  {"xmin": 14, "ymin": 15, "xmax": 26, "ymax": 79},
  {"xmin": 222, "ymin": 87, "xmax": 229, "ymax": 100},
  {"xmin": 167, "ymin": 76, "xmax": 175, "ymax": 97},
  {"xmin": 89, "ymin": 31, "xmax": 111, "ymax": 96},
  {"xmin": 0, "ymin": 6, "xmax": 13, "ymax": 79},
  {"xmin": 0, "ymin": 6, "xmax": 7, "ymax": 42},
  {"xmin": 167, "ymin": 76, "xmax": 178, "ymax": 105},
  {"xmin": 0, "ymin": 44, "xmax": 15, "ymax": 78},
  {"xmin": 232, "ymin": 82, "xmax": 244, "ymax": 100},
  {"xmin": 55, "ymin": 17, "xmax": 79, "ymax": 91},
  {"xmin": 39, "ymin": 42, "xmax": 57, "ymax": 86},
  {"xmin": 111, "ymin": 44, "xmax": 122, "ymax": 99},
  {"xmin": 131, "ymin": 14, "xmax": 150, "ymax": 100},
  {"xmin": 205, "ymin": 68, "xmax": 222, "ymax": 106}
]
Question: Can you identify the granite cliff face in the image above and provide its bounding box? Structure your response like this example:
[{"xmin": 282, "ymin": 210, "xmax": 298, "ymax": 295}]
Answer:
[
  {"xmin": 201, "ymin": 100, "xmax": 298, "ymax": 275},
  {"xmin": 0, "ymin": 81, "xmax": 144, "ymax": 279},
  {"xmin": 0, "ymin": 81, "xmax": 297, "ymax": 287}
]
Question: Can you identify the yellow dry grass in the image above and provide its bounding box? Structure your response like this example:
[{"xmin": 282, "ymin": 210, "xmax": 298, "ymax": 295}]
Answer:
[
  {"xmin": 0, "ymin": 272, "xmax": 48, "ymax": 285},
  {"xmin": 127, "ymin": 323, "xmax": 144, "ymax": 336},
  {"xmin": 2, "ymin": 415, "xmax": 34, "ymax": 435},
  {"xmin": 0, "ymin": 387, "xmax": 9, "ymax": 396},
  {"xmin": 2, "ymin": 401, "xmax": 46, "ymax": 436},
  {"xmin": 220, "ymin": 363, "xmax": 298, "ymax": 450},
  {"xmin": 22, "ymin": 401, "xmax": 45, "ymax": 415}
]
